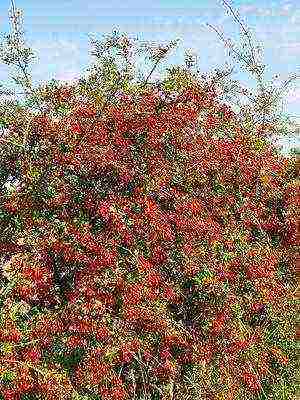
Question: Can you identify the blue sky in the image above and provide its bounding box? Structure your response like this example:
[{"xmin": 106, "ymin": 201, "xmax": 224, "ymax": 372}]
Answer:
[{"xmin": 0, "ymin": 0, "xmax": 299, "ymax": 151}]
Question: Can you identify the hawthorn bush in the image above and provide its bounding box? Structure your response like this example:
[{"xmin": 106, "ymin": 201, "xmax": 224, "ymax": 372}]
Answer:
[{"xmin": 0, "ymin": 2, "xmax": 299, "ymax": 400}]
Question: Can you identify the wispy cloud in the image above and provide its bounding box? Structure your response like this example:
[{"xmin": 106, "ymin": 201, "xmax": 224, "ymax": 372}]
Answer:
[{"xmin": 239, "ymin": 3, "xmax": 295, "ymax": 17}]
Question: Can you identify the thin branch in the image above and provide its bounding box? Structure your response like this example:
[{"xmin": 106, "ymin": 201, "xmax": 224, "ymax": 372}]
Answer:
[
  {"xmin": 221, "ymin": 0, "xmax": 256, "ymax": 66},
  {"xmin": 100, "ymin": 75, "xmax": 122, "ymax": 114},
  {"xmin": 141, "ymin": 57, "xmax": 162, "ymax": 89},
  {"xmin": 9, "ymin": 0, "xmax": 32, "ymax": 93},
  {"xmin": 210, "ymin": 66, "xmax": 235, "ymax": 86},
  {"xmin": 280, "ymin": 74, "xmax": 300, "ymax": 93},
  {"xmin": 206, "ymin": 23, "xmax": 249, "ymax": 68},
  {"xmin": 8, "ymin": 0, "xmax": 43, "ymax": 113}
]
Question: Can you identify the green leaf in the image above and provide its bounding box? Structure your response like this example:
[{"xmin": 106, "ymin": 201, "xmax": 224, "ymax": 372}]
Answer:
[
  {"xmin": 103, "ymin": 347, "xmax": 119, "ymax": 364},
  {"xmin": 0, "ymin": 165, "xmax": 9, "ymax": 181},
  {"xmin": 53, "ymin": 219, "xmax": 66, "ymax": 235},
  {"xmin": 59, "ymin": 347, "xmax": 86, "ymax": 372},
  {"xmin": 21, "ymin": 393, "xmax": 40, "ymax": 400},
  {"xmin": 170, "ymin": 175, "xmax": 185, "ymax": 190},
  {"xmin": 126, "ymin": 271, "xmax": 140, "ymax": 283},
  {"xmin": 131, "ymin": 203, "xmax": 143, "ymax": 213},
  {"xmin": 222, "ymin": 281, "xmax": 230, "ymax": 293},
  {"xmin": 71, "ymin": 394, "xmax": 91, "ymax": 400},
  {"xmin": 236, "ymin": 271, "xmax": 257, "ymax": 295},
  {"xmin": 221, "ymin": 252, "xmax": 234, "ymax": 262},
  {"xmin": 74, "ymin": 210, "xmax": 90, "ymax": 226},
  {"xmin": 163, "ymin": 79, "xmax": 176, "ymax": 92},
  {"xmin": 271, "ymin": 234, "xmax": 281, "ymax": 247},
  {"xmin": 13, "ymin": 215, "xmax": 24, "ymax": 231},
  {"xmin": 117, "ymin": 243, "xmax": 131, "ymax": 257},
  {"xmin": 42, "ymin": 210, "xmax": 56, "ymax": 221},
  {"xmin": 164, "ymin": 142, "xmax": 177, "ymax": 162},
  {"xmin": 28, "ymin": 166, "xmax": 41, "ymax": 178},
  {"xmin": 232, "ymin": 303, "xmax": 243, "ymax": 319},
  {"xmin": 56, "ymin": 105, "xmax": 69, "ymax": 116},
  {"xmin": 137, "ymin": 238, "xmax": 151, "ymax": 259},
  {"xmin": 182, "ymin": 279, "xmax": 194, "ymax": 290},
  {"xmin": 289, "ymin": 147, "xmax": 300, "ymax": 156},
  {"xmin": 59, "ymin": 142, "xmax": 70, "ymax": 153},
  {"xmin": 74, "ymin": 192, "xmax": 85, "ymax": 204},
  {"xmin": 120, "ymin": 180, "xmax": 137, "ymax": 198},
  {"xmin": 193, "ymin": 265, "xmax": 213, "ymax": 285},
  {"xmin": 251, "ymin": 226, "xmax": 262, "ymax": 240},
  {"xmin": 0, "ymin": 209, "xmax": 11, "ymax": 221},
  {"xmin": 0, "ymin": 342, "xmax": 14, "ymax": 354},
  {"xmin": 171, "ymin": 344, "xmax": 185, "ymax": 358},
  {"xmin": 27, "ymin": 305, "xmax": 43, "ymax": 317},
  {"xmin": 0, "ymin": 118, "xmax": 8, "ymax": 128},
  {"xmin": 276, "ymin": 339, "xmax": 300, "ymax": 351},
  {"xmin": 91, "ymin": 217, "xmax": 106, "ymax": 234},
  {"xmin": 170, "ymin": 249, "xmax": 184, "ymax": 264},
  {"xmin": 45, "ymin": 186, "xmax": 57, "ymax": 199},
  {"xmin": 253, "ymin": 137, "xmax": 267, "ymax": 152},
  {"xmin": 210, "ymin": 358, "xmax": 221, "ymax": 388},
  {"xmin": 151, "ymin": 390, "xmax": 160, "ymax": 400},
  {"xmin": 213, "ymin": 182, "xmax": 226, "ymax": 195},
  {"xmin": 175, "ymin": 233, "xmax": 184, "ymax": 245},
  {"xmin": 1, "ymin": 370, "xmax": 17, "ymax": 383}
]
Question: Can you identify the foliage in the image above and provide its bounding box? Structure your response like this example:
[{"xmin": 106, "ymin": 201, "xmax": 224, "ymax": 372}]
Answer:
[{"xmin": 0, "ymin": 1, "xmax": 298, "ymax": 400}]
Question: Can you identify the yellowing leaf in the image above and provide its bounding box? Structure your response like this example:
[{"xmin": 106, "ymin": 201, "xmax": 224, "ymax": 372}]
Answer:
[
  {"xmin": 260, "ymin": 174, "xmax": 270, "ymax": 185},
  {"xmin": 0, "ymin": 342, "xmax": 14, "ymax": 354}
]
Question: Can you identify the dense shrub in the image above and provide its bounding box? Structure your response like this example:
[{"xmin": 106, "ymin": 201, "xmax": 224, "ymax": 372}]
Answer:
[{"xmin": 0, "ymin": 3, "xmax": 298, "ymax": 400}]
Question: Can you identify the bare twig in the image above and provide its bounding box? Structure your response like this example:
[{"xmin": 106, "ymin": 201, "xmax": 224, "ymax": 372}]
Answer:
[
  {"xmin": 9, "ymin": 0, "xmax": 32, "ymax": 94},
  {"xmin": 221, "ymin": 0, "xmax": 257, "ymax": 66},
  {"xmin": 141, "ymin": 58, "xmax": 162, "ymax": 88},
  {"xmin": 206, "ymin": 23, "xmax": 250, "ymax": 68},
  {"xmin": 6, "ymin": 0, "xmax": 43, "ymax": 112}
]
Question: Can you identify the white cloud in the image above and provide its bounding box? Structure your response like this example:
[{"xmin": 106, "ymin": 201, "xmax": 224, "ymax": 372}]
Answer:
[
  {"xmin": 276, "ymin": 41, "xmax": 300, "ymax": 56},
  {"xmin": 239, "ymin": 3, "xmax": 295, "ymax": 17},
  {"xmin": 290, "ymin": 14, "xmax": 300, "ymax": 24},
  {"xmin": 286, "ymin": 87, "xmax": 300, "ymax": 104},
  {"xmin": 56, "ymin": 71, "xmax": 80, "ymax": 82}
]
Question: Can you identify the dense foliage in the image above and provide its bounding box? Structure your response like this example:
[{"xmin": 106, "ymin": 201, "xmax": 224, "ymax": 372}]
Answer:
[{"xmin": 0, "ymin": 3, "xmax": 298, "ymax": 400}]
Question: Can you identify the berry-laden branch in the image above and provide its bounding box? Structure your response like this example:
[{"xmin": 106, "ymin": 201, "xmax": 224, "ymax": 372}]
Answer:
[{"xmin": 0, "ymin": 1, "xmax": 298, "ymax": 400}]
